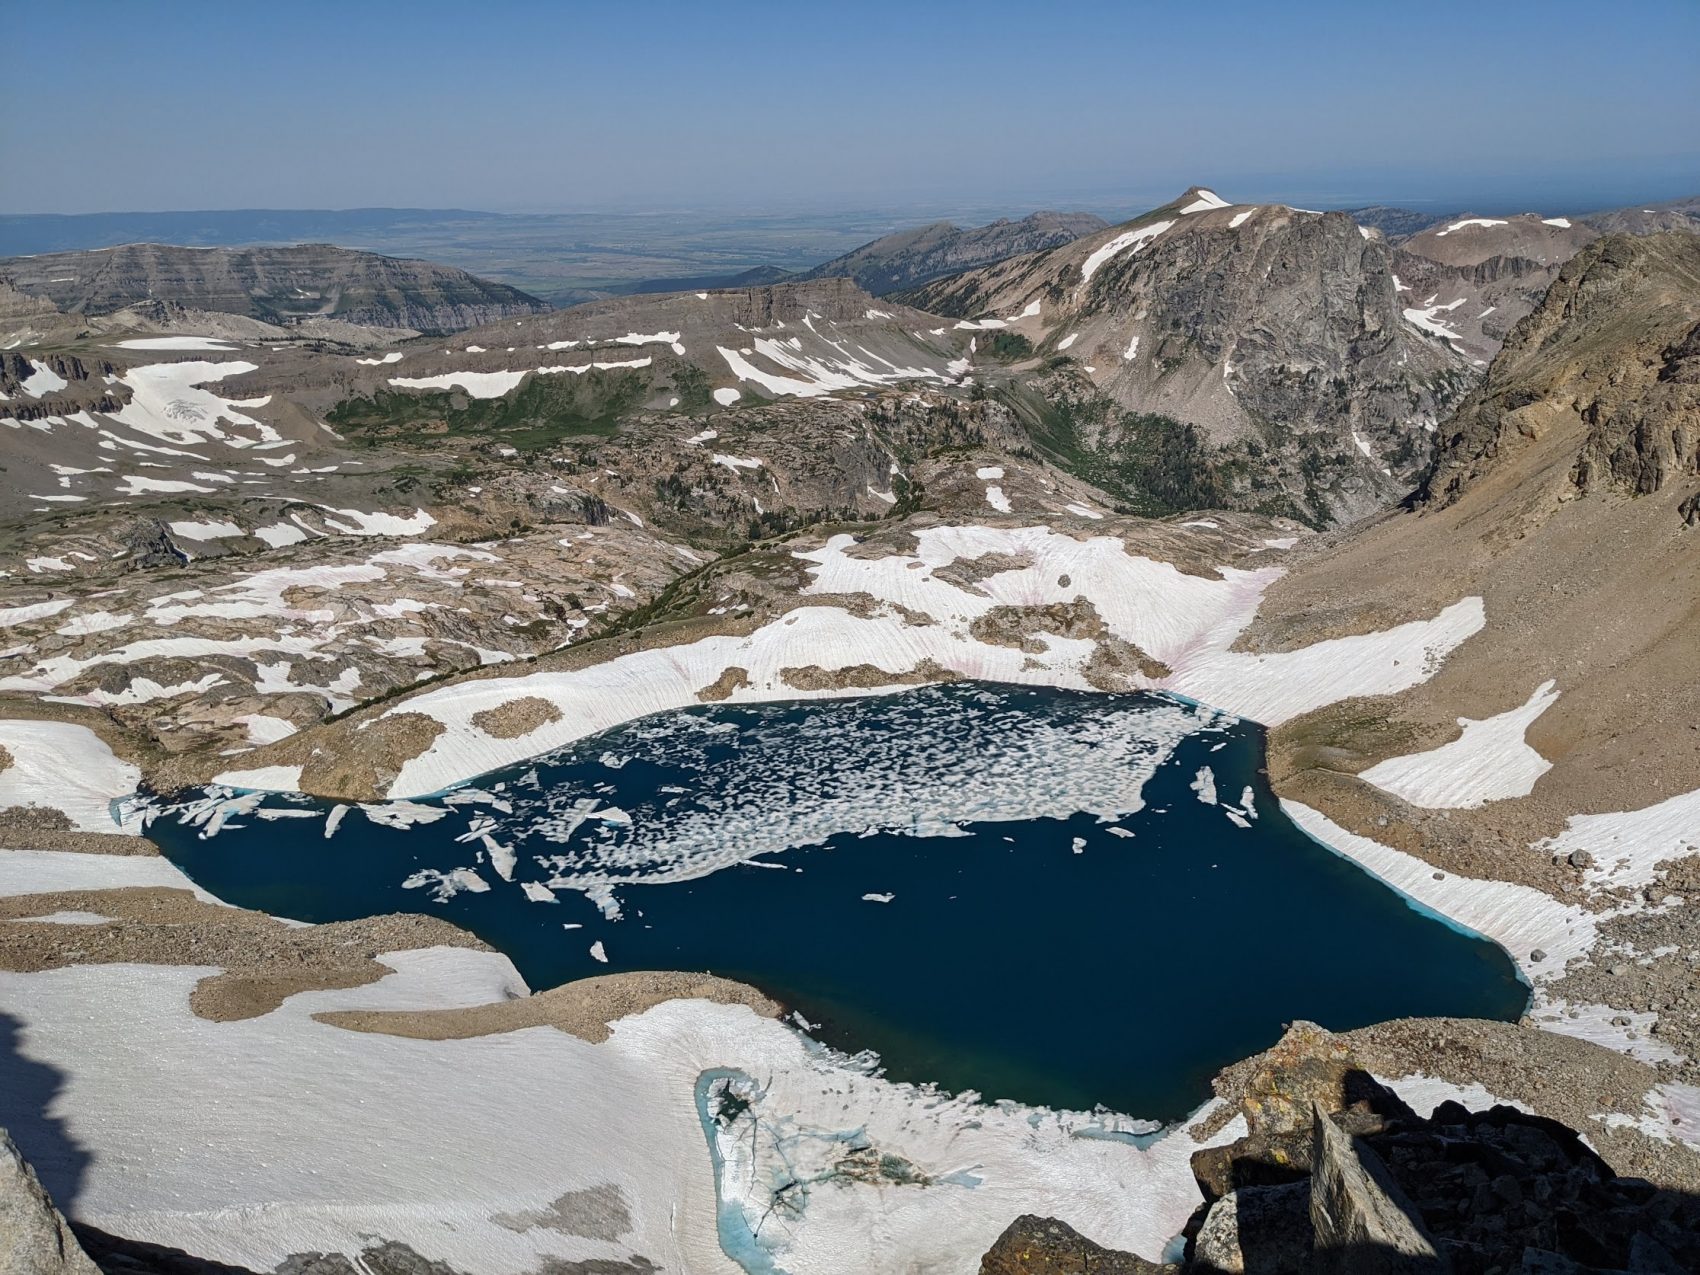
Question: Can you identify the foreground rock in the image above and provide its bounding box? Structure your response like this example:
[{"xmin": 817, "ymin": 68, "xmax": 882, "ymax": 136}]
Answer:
[
  {"xmin": 983, "ymin": 1022, "xmax": 1700, "ymax": 1275},
  {"xmin": 0, "ymin": 1127, "xmax": 99, "ymax": 1275},
  {"xmin": 980, "ymin": 1215, "xmax": 1172, "ymax": 1274}
]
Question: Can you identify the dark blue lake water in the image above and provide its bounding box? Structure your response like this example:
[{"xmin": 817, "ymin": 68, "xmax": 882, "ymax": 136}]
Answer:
[{"xmin": 147, "ymin": 684, "xmax": 1526, "ymax": 1120}]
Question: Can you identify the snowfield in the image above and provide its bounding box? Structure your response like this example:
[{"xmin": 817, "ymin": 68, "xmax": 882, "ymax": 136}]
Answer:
[
  {"xmin": 1360, "ymin": 680, "xmax": 1559, "ymax": 808},
  {"xmin": 330, "ymin": 523, "xmax": 1485, "ymax": 800},
  {"xmin": 0, "ymin": 719, "xmax": 141, "ymax": 832},
  {"xmin": 0, "ymin": 847, "xmax": 1245, "ymax": 1273}
]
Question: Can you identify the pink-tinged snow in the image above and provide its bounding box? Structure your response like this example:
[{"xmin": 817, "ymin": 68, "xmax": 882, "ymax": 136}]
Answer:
[
  {"xmin": 372, "ymin": 525, "xmax": 1483, "ymax": 798},
  {"xmin": 0, "ymin": 864, "xmax": 1249, "ymax": 1272},
  {"xmin": 1435, "ymin": 219, "xmax": 1510, "ymax": 236},
  {"xmin": 115, "ymin": 337, "xmax": 238, "ymax": 351},
  {"xmin": 1359, "ymin": 680, "xmax": 1558, "ymax": 808},
  {"xmin": 0, "ymin": 720, "xmax": 140, "ymax": 832},
  {"xmin": 984, "ymin": 485, "xmax": 1012, "ymax": 512},
  {"xmin": 1079, "ymin": 221, "xmax": 1175, "ymax": 285}
]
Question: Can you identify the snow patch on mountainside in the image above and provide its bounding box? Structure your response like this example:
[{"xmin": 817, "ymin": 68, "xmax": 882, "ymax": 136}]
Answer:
[
  {"xmin": 1360, "ymin": 680, "xmax": 1559, "ymax": 808},
  {"xmin": 359, "ymin": 524, "xmax": 1482, "ymax": 799},
  {"xmin": 0, "ymin": 720, "xmax": 140, "ymax": 832}
]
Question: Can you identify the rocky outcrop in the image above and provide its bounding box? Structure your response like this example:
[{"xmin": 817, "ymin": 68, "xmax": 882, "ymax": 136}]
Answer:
[
  {"xmin": 1421, "ymin": 232, "xmax": 1700, "ymax": 512},
  {"xmin": 980, "ymin": 1214, "xmax": 1171, "ymax": 1274},
  {"xmin": 1307, "ymin": 1104, "xmax": 1445, "ymax": 1274},
  {"xmin": 799, "ymin": 211, "xmax": 1109, "ymax": 296},
  {"xmin": 899, "ymin": 191, "xmax": 1479, "ymax": 523},
  {"xmin": 0, "ymin": 243, "xmax": 551, "ymax": 333},
  {"xmin": 982, "ymin": 1023, "xmax": 1700, "ymax": 1275},
  {"xmin": 0, "ymin": 1126, "xmax": 100, "ymax": 1275}
]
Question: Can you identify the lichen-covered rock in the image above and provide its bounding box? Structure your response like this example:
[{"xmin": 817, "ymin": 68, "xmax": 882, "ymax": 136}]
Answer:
[
  {"xmin": 979, "ymin": 1214, "xmax": 1173, "ymax": 1274},
  {"xmin": 1192, "ymin": 1020, "xmax": 1416, "ymax": 1196}
]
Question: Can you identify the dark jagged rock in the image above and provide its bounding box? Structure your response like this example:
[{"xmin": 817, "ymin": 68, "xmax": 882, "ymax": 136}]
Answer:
[
  {"xmin": 981, "ymin": 1023, "xmax": 1700, "ymax": 1275},
  {"xmin": 1308, "ymin": 1102, "xmax": 1448, "ymax": 1274},
  {"xmin": 1191, "ymin": 1021, "xmax": 1417, "ymax": 1198},
  {"xmin": 900, "ymin": 193, "xmax": 1478, "ymax": 523},
  {"xmin": 798, "ymin": 211, "xmax": 1109, "ymax": 296}
]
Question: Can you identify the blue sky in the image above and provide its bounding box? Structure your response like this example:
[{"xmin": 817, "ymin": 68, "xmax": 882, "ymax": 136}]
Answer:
[{"xmin": 3, "ymin": 0, "xmax": 1696, "ymax": 216}]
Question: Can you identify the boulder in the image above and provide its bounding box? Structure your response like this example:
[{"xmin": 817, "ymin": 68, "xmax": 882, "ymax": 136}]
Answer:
[
  {"xmin": 1190, "ymin": 1181, "xmax": 1311, "ymax": 1274},
  {"xmin": 979, "ymin": 1214, "xmax": 1173, "ymax": 1274},
  {"xmin": 0, "ymin": 1126, "xmax": 100, "ymax": 1275},
  {"xmin": 1308, "ymin": 1103, "xmax": 1448, "ymax": 1274}
]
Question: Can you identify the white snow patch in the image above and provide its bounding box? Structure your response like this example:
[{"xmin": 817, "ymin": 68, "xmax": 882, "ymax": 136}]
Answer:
[
  {"xmin": 1540, "ymin": 786, "xmax": 1700, "ymax": 897},
  {"xmin": 168, "ymin": 519, "xmax": 244, "ymax": 541},
  {"xmin": 1435, "ymin": 218, "xmax": 1509, "ymax": 236},
  {"xmin": 211, "ymin": 764, "xmax": 305, "ymax": 792},
  {"xmin": 116, "ymin": 337, "xmax": 237, "ymax": 351},
  {"xmin": 19, "ymin": 361, "xmax": 68, "ymax": 398},
  {"xmin": 1079, "ymin": 221, "xmax": 1174, "ymax": 285},
  {"xmin": 0, "ymin": 598, "xmax": 75, "ymax": 627},
  {"xmin": 1359, "ymin": 680, "xmax": 1559, "ymax": 808},
  {"xmin": 0, "ymin": 720, "xmax": 141, "ymax": 832},
  {"xmin": 1178, "ymin": 189, "xmax": 1230, "ymax": 214}
]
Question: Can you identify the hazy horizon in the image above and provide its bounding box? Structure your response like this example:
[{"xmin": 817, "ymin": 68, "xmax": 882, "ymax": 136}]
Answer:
[{"xmin": 3, "ymin": 0, "xmax": 1695, "ymax": 219}]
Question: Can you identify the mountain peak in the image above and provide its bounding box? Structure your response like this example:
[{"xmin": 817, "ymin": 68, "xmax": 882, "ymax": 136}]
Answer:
[{"xmin": 1173, "ymin": 186, "xmax": 1232, "ymax": 214}]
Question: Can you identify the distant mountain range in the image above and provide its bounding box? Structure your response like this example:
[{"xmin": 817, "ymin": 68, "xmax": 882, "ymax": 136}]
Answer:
[
  {"xmin": 791, "ymin": 212, "xmax": 1110, "ymax": 294},
  {"xmin": 0, "ymin": 242, "xmax": 550, "ymax": 333}
]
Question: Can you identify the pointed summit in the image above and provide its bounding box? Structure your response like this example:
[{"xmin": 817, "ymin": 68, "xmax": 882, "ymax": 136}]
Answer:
[{"xmin": 1175, "ymin": 186, "xmax": 1232, "ymax": 214}]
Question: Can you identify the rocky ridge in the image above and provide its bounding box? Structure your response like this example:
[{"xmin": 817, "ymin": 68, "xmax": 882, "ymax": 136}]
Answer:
[
  {"xmin": 796, "ymin": 211, "xmax": 1109, "ymax": 295},
  {"xmin": 981, "ymin": 1022, "xmax": 1700, "ymax": 1274},
  {"xmin": 0, "ymin": 243, "xmax": 551, "ymax": 333},
  {"xmin": 899, "ymin": 188, "xmax": 1480, "ymax": 522}
]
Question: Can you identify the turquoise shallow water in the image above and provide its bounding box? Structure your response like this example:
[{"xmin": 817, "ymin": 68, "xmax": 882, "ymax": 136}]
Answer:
[{"xmin": 147, "ymin": 684, "xmax": 1527, "ymax": 1120}]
